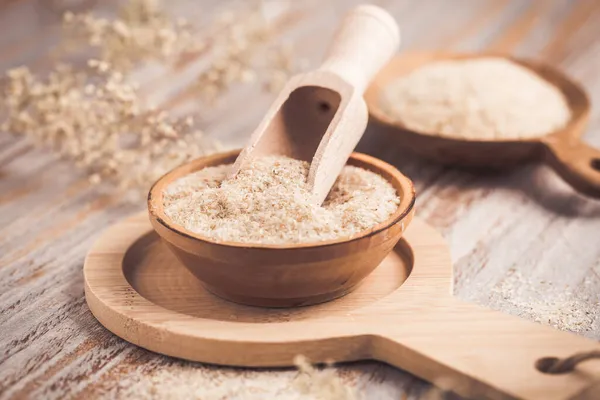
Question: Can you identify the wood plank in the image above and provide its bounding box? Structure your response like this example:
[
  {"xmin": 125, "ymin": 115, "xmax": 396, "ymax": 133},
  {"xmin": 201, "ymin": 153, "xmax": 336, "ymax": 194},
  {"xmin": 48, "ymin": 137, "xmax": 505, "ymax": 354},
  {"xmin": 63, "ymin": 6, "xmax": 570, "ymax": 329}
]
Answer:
[{"xmin": 1, "ymin": 0, "xmax": 599, "ymax": 399}]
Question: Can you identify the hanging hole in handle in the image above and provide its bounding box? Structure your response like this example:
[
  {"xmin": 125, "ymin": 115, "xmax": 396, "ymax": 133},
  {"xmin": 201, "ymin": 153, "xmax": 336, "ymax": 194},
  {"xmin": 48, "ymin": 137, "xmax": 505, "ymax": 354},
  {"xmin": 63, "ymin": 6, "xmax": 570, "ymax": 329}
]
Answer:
[
  {"xmin": 318, "ymin": 101, "xmax": 332, "ymax": 113},
  {"xmin": 536, "ymin": 357, "xmax": 568, "ymax": 374},
  {"xmin": 591, "ymin": 158, "xmax": 600, "ymax": 171},
  {"xmin": 536, "ymin": 351, "xmax": 600, "ymax": 374}
]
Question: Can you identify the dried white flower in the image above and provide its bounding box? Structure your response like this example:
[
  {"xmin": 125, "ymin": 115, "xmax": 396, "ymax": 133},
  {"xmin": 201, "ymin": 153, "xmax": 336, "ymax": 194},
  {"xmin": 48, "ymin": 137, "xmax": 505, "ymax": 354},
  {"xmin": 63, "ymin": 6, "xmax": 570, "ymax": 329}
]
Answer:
[
  {"xmin": 1, "ymin": 63, "xmax": 220, "ymax": 199},
  {"xmin": 1, "ymin": 0, "xmax": 300, "ymax": 200}
]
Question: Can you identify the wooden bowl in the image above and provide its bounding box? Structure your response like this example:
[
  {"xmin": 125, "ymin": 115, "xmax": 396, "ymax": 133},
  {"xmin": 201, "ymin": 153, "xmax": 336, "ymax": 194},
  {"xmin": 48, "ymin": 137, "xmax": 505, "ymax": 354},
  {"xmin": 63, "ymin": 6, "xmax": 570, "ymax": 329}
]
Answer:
[
  {"xmin": 148, "ymin": 150, "xmax": 415, "ymax": 308},
  {"xmin": 365, "ymin": 52, "xmax": 600, "ymax": 198}
]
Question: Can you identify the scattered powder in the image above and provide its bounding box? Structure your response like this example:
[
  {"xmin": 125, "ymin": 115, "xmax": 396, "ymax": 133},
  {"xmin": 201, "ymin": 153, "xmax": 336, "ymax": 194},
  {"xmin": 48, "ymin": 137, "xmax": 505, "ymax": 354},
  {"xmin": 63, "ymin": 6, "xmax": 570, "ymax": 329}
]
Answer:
[
  {"xmin": 162, "ymin": 156, "xmax": 400, "ymax": 244},
  {"xmin": 96, "ymin": 357, "xmax": 455, "ymax": 400},
  {"xmin": 103, "ymin": 356, "xmax": 357, "ymax": 400},
  {"xmin": 488, "ymin": 269, "xmax": 600, "ymax": 337},
  {"xmin": 381, "ymin": 57, "xmax": 571, "ymax": 140}
]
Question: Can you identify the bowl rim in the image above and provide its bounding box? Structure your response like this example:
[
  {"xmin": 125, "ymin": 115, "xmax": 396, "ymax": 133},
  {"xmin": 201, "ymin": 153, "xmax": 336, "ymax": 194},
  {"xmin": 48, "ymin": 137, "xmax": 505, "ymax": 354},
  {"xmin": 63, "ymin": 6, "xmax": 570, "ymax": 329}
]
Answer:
[
  {"xmin": 148, "ymin": 150, "xmax": 416, "ymax": 250},
  {"xmin": 365, "ymin": 51, "xmax": 591, "ymax": 145}
]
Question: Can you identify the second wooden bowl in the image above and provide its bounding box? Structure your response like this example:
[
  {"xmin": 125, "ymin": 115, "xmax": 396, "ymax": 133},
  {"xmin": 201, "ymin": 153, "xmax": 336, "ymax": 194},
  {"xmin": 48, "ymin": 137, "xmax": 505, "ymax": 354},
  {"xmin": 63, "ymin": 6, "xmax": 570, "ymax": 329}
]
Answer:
[
  {"xmin": 148, "ymin": 150, "xmax": 415, "ymax": 308},
  {"xmin": 365, "ymin": 52, "xmax": 600, "ymax": 198}
]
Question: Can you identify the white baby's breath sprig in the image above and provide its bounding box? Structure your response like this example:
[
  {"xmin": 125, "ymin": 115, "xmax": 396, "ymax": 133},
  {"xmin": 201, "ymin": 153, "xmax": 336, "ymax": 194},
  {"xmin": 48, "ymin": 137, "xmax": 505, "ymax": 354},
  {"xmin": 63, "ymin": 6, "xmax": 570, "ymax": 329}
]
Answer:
[
  {"xmin": 1, "ymin": 62, "xmax": 220, "ymax": 199},
  {"xmin": 1, "ymin": 0, "xmax": 299, "ymax": 200}
]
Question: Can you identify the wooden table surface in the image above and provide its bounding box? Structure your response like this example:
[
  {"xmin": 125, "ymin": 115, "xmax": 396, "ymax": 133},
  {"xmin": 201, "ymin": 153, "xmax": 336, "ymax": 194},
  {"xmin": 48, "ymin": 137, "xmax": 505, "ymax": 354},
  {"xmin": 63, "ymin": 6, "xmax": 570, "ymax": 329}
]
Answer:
[{"xmin": 1, "ymin": 0, "xmax": 599, "ymax": 399}]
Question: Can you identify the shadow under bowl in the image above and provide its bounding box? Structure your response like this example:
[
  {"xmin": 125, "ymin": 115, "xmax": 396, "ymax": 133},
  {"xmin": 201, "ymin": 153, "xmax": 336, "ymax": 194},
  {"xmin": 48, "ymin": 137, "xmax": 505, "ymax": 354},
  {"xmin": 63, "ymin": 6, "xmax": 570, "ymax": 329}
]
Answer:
[{"xmin": 148, "ymin": 150, "xmax": 416, "ymax": 308}]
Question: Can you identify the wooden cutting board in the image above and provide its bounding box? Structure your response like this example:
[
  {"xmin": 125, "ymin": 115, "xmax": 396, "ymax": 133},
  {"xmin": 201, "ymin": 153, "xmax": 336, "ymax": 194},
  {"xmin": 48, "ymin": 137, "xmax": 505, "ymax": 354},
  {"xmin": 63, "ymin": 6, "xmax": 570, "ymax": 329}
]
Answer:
[{"xmin": 84, "ymin": 212, "xmax": 600, "ymax": 400}]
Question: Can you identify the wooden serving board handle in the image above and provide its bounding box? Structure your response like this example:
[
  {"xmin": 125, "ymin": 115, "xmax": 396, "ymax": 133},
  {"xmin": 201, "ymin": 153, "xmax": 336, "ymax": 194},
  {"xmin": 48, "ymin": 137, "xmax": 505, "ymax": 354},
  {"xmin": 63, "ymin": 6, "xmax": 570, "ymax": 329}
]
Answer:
[
  {"xmin": 318, "ymin": 4, "xmax": 400, "ymax": 95},
  {"xmin": 542, "ymin": 135, "xmax": 600, "ymax": 198},
  {"xmin": 370, "ymin": 294, "xmax": 600, "ymax": 400}
]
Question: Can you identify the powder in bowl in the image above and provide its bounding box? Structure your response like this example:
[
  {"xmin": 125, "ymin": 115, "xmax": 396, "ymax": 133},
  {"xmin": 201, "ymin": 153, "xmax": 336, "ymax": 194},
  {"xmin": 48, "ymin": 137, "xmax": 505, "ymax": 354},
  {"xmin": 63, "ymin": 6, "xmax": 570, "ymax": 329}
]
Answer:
[
  {"xmin": 162, "ymin": 156, "xmax": 400, "ymax": 245},
  {"xmin": 380, "ymin": 57, "xmax": 571, "ymax": 140}
]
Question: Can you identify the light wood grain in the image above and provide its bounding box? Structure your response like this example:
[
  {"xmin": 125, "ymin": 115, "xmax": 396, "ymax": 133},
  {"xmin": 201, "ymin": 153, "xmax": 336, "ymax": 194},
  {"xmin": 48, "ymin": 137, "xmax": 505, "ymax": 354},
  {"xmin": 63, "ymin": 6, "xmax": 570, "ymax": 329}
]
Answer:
[
  {"xmin": 85, "ymin": 212, "xmax": 600, "ymax": 400},
  {"xmin": 1, "ymin": 1, "xmax": 600, "ymax": 399}
]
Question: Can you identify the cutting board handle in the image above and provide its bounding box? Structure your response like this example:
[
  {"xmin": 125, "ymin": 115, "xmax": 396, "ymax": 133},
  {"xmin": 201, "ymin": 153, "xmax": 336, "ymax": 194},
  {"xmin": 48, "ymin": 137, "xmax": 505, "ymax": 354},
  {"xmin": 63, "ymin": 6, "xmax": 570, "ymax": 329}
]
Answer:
[
  {"xmin": 369, "ymin": 295, "xmax": 600, "ymax": 400},
  {"xmin": 542, "ymin": 134, "xmax": 600, "ymax": 198},
  {"xmin": 319, "ymin": 4, "xmax": 400, "ymax": 94}
]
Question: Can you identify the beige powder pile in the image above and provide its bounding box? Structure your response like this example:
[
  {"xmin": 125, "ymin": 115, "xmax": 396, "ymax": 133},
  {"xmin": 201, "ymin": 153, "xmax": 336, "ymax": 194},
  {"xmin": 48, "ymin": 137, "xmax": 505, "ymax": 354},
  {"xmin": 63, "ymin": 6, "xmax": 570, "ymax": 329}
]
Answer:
[
  {"xmin": 162, "ymin": 156, "xmax": 400, "ymax": 244},
  {"xmin": 381, "ymin": 57, "xmax": 571, "ymax": 140}
]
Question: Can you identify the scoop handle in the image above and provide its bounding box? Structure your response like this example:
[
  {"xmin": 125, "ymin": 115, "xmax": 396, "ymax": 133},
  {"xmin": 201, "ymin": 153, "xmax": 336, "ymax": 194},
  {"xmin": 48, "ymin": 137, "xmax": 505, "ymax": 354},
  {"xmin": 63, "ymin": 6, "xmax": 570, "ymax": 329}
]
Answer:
[
  {"xmin": 542, "ymin": 134, "xmax": 600, "ymax": 198},
  {"xmin": 318, "ymin": 4, "xmax": 400, "ymax": 94},
  {"xmin": 370, "ymin": 294, "xmax": 600, "ymax": 400}
]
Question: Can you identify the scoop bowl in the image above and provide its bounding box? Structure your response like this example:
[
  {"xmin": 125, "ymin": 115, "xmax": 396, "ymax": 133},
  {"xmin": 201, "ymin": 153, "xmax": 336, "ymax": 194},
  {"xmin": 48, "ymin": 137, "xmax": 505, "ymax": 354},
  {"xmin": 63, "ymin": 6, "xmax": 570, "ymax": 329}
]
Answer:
[{"xmin": 148, "ymin": 150, "xmax": 415, "ymax": 308}]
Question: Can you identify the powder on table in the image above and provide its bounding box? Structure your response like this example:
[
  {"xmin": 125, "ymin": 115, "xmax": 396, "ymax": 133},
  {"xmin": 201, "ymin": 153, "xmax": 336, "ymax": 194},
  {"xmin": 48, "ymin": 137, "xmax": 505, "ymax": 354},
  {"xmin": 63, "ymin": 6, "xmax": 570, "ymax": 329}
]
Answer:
[
  {"xmin": 162, "ymin": 156, "xmax": 400, "ymax": 245},
  {"xmin": 380, "ymin": 57, "xmax": 571, "ymax": 140},
  {"xmin": 102, "ymin": 356, "xmax": 358, "ymax": 400}
]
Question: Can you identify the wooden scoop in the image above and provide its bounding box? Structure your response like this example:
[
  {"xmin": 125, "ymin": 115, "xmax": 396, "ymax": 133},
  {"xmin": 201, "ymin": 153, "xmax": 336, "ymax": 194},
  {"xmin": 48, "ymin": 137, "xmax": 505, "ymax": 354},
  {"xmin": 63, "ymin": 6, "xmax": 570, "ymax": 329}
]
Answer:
[
  {"xmin": 232, "ymin": 4, "xmax": 400, "ymax": 204},
  {"xmin": 365, "ymin": 52, "xmax": 600, "ymax": 198}
]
